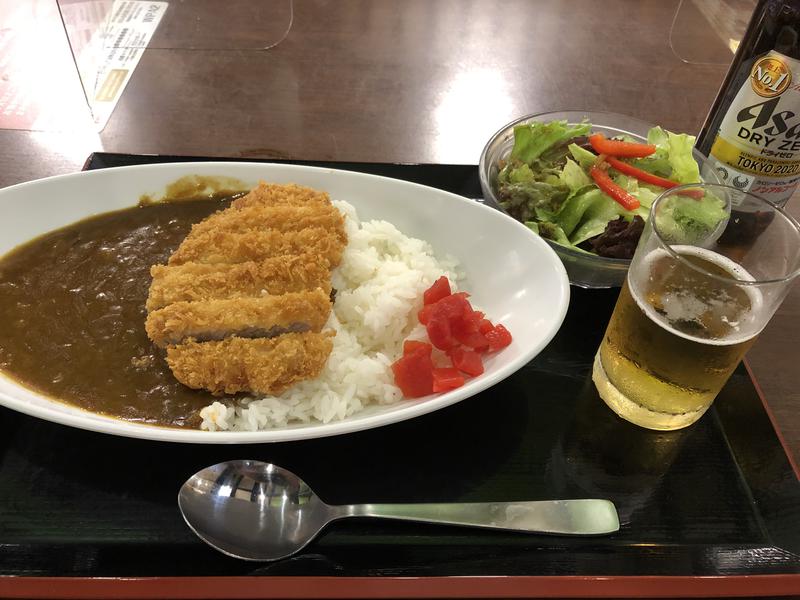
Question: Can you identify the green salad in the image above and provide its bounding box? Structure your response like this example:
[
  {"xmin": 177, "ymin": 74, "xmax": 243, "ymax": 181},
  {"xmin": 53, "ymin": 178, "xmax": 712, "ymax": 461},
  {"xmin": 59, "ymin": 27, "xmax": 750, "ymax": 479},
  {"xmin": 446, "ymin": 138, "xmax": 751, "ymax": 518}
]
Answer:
[{"xmin": 493, "ymin": 120, "xmax": 727, "ymax": 259}]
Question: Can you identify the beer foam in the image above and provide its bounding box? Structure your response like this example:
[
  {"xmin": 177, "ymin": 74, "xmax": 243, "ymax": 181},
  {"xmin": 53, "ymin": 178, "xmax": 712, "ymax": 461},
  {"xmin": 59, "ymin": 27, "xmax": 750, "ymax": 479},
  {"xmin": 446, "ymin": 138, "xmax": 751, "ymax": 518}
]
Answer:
[{"xmin": 629, "ymin": 246, "xmax": 763, "ymax": 346}]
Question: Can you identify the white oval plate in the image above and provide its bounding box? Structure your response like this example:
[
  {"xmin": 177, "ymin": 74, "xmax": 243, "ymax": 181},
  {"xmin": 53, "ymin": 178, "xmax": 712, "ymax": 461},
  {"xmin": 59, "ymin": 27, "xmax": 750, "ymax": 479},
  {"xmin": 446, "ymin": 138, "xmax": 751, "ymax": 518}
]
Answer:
[{"xmin": 0, "ymin": 162, "xmax": 569, "ymax": 443}]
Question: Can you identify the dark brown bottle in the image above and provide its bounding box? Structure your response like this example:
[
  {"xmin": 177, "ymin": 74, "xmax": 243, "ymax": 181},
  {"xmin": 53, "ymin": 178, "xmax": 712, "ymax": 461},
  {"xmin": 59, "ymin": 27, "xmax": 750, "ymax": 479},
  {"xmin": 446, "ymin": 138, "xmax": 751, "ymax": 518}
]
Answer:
[{"xmin": 696, "ymin": 0, "xmax": 800, "ymax": 208}]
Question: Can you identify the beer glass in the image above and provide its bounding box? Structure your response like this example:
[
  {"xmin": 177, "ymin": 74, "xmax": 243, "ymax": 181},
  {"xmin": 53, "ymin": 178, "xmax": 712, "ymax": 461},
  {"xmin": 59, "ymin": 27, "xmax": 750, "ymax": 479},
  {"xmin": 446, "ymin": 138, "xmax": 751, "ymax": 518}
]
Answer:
[{"xmin": 593, "ymin": 184, "xmax": 800, "ymax": 430}]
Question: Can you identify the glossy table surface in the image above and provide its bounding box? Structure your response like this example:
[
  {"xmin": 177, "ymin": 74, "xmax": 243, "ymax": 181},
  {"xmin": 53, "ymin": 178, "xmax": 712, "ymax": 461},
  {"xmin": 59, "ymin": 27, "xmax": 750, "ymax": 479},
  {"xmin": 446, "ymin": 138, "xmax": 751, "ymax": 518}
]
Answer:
[{"xmin": 0, "ymin": 0, "xmax": 799, "ymax": 587}]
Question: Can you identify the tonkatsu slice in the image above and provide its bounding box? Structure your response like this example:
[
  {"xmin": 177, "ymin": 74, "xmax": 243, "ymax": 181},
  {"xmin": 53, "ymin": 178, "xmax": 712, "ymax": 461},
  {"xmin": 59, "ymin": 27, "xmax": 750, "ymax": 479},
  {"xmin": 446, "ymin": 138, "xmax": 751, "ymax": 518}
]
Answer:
[
  {"xmin": 231, "ymin": 181, "xmax": 331, "ymax": 210},
  {"xmin": 188, "ymin": 204, "xmax": 346, "ymax": 243},
  {"xmin": 146, "ymin": 253, "xmax": 332, "ymax": 311},
  {"xmin": 166, "ymin": 331, "xmax": 335, "ymax": 396},
  {"xmin": 145, "ymin": 289, "xmax": 332, "ymax": 348},
  {"xmin": 168, "ymin": 227, "xmax": 345, "ymax": 267}
]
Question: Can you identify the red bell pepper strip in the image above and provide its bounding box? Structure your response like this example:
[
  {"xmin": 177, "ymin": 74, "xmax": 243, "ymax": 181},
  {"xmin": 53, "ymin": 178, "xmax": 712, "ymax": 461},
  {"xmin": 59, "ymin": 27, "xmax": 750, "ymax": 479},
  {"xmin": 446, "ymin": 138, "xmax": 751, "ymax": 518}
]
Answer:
[
  {"xmin": 589, "ymin": 133, "xmax": 656, "ymax": 158},
  {"xmin": 605, "ymin": 156, "xmax": 704, "ymax": 199},
  {"xmin": 589, "ymin": 164, "xmax": 641, "ymax": 211}
]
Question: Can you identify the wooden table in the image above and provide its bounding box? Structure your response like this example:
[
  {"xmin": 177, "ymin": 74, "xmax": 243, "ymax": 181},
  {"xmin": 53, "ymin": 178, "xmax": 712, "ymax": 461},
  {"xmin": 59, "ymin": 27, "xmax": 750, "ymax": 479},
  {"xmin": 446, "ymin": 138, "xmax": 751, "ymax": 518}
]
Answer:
[{"xmin": 1, "ymin": 1, "xmax": 798, "ymax": 483}]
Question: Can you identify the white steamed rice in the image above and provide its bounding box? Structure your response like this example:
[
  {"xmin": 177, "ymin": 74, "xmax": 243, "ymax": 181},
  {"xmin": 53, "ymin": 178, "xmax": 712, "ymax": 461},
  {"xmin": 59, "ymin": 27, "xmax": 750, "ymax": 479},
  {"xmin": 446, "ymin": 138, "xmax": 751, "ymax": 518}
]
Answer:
[{"xmin": 199, "ymin": 199, "xmax": 461, "ymax": 431}]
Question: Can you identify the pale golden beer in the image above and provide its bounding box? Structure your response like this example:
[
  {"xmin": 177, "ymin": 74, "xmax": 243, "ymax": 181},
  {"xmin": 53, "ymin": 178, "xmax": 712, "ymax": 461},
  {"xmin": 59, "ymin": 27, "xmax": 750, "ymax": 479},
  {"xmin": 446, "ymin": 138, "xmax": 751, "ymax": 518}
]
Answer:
[
  {"xmin": 593, "ymin": 247, "xmax": 760, "ymax": 430},
  {"xmin": 593, "ymin": 184, "xmax": 800, "ymax": 430}
]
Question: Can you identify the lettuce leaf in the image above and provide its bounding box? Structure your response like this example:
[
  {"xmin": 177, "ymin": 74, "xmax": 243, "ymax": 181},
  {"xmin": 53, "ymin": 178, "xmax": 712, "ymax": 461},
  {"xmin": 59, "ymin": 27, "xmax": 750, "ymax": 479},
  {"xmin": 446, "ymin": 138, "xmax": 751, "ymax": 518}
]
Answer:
[
  {"xmin": 526, "ymin": 221, "xmax": 591, "ymax": 253},
  {"xmin": 511, "ymin": 120, "xmax": 592, "ymax": 164},
  {"xmin": 555, "ymin": 188, "xmax": 607, "ymax": 237},
  {"xmin": 497, "ymin": 180, "xmax": 570, "ymax": 222},
  {"xmin": 568, "ymin": 143, "xmax": 598, "ymax": 170},
  {"xmin": 554, "ymin": 176, "xmax": 652, "ymax": 246},
  {"xmin": 647, "ymin": 126, "xmax": 669, "ymax": 148},
  {"xmin": 630, "ymin": 126, "xmax": 700, "ymax": 183},
  {"xmin": 559, "ymin": 158, "xmax": 592, "ymax": 192},
  {"xmin": 566, "ymin": 190, "xmax": 636, "ymax": 246},
  {"xmin": 666, "ymin": 131, "xmax": 701, "ymax": 183},
  {"xmin": 655, "ymin": 193, "xmax": 729, "ymax": 244},
  {"xmin": 507, "ymin": 163, "xmax": 536, "ymax": 184}
]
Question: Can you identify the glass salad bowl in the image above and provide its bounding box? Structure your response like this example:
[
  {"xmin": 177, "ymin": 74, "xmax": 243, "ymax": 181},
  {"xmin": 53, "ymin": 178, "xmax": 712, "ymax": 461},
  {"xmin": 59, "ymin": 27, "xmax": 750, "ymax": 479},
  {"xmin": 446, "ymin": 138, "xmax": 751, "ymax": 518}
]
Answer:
[{"xmin": 479, "ymin": 110, "xmax": 713, "ymax": 289}]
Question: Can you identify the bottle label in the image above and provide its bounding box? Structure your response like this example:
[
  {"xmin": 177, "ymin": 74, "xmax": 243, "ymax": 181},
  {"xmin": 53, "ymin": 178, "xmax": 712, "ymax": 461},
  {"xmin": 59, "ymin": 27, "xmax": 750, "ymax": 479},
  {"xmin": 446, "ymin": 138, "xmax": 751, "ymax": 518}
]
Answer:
[{"xmin": 705, "ymin": 50, "xmax": 800, "ymax": 207}]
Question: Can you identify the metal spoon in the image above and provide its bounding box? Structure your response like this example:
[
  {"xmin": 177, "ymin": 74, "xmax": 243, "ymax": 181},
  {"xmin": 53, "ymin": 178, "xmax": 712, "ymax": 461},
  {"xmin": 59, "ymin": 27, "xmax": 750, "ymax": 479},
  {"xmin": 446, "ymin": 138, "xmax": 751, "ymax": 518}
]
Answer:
[{"xmin": 178, "ymin": 460, "xmax": 620, "ymax": 561}]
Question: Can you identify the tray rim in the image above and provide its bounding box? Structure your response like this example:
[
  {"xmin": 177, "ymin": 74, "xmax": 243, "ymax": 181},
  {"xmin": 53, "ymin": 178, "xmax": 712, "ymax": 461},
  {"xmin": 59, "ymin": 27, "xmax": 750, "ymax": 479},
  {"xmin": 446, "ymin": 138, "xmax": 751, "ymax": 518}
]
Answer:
[
  {"xmin": 1, "ymin": 573, "xmax": 800, "ymax": 599},
  {"xmin": 1, "ymin": 152, "xmax": 797, "ymax": 598},
  {"xmin": 743, "ymin": 360, "xmax": 800, "ymax": 480}
]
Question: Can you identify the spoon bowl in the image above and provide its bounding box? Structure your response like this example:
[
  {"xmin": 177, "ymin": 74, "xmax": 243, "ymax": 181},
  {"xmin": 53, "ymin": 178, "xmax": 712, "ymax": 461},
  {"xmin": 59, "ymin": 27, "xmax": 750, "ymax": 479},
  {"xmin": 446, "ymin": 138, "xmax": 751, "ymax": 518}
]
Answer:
[
  {"xmin": 179, "ymin": 461, "xmax": 336, "ymax": 561},
  {"xmin": 179, "ymin": 460, "xmax": 620, "ymax": 561}
]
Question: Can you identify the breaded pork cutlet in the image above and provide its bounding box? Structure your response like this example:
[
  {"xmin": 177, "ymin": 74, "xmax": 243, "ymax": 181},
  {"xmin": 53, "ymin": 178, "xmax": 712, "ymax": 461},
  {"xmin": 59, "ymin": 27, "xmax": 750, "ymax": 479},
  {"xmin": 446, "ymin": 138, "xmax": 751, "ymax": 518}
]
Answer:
[
  {"xmin": 146, "ymin": 181, "xmax": 346, "ymax": 398},
  {"xmin": 145, "ymin": 289, "xmax": 332, "ymax": 348},
  {"xmin": 231, "ymin": 182, "xmax": 331, "ymax": 210},
  {"xmin": 146, "ymin": 253, "xmax": 332, "ymax": 311},
  {"xmin": 168, "ymin": 227, "xmax": 345, "ymax": 267},
  {"xmin": 167, "ymin": 331, "xmax": 335, "ymax": 396},
  {"xmin": 189, "ymin": 204, "xmax": 346, "ymax": 244}
]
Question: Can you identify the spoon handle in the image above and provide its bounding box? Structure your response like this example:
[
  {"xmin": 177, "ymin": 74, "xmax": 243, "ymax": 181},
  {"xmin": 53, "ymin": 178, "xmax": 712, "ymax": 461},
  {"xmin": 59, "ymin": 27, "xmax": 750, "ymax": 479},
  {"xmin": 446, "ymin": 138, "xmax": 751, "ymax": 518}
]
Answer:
[{"xmin": 344, "ymin": 499, "xmax": 619, "ymax": 535}]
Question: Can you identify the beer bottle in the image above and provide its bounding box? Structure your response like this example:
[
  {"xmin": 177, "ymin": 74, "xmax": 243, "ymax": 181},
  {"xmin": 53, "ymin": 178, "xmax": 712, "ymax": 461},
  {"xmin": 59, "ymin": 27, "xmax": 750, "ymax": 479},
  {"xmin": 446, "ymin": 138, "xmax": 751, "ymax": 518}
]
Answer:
[{"xmin": 696, "ymin": 0, "xmax": 800, "ymax": 208}]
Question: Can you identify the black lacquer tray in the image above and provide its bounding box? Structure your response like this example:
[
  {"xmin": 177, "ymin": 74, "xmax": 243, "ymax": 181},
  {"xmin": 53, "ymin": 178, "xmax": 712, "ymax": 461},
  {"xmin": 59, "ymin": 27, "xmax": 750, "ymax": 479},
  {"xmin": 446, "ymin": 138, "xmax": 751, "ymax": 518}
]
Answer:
[{"xmin": 0, "ymin": 154, "xmax": 798, "ymax": 598}]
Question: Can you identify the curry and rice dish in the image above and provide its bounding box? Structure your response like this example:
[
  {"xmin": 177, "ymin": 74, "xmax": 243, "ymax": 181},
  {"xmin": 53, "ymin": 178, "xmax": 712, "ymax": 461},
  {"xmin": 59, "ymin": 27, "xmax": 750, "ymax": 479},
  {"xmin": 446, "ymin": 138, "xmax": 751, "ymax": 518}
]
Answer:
[{"xmin": 0, "ymin": 181, "xmax": 469, "ymax": 430}]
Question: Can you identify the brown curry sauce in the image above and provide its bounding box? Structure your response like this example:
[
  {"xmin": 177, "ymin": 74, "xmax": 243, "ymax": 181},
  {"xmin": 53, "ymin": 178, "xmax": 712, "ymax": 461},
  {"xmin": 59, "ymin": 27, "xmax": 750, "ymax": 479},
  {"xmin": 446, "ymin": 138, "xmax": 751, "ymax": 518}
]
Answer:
[{"xmin": 0, "ymin": 193, "xmax": 246, "ymax": 429}]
